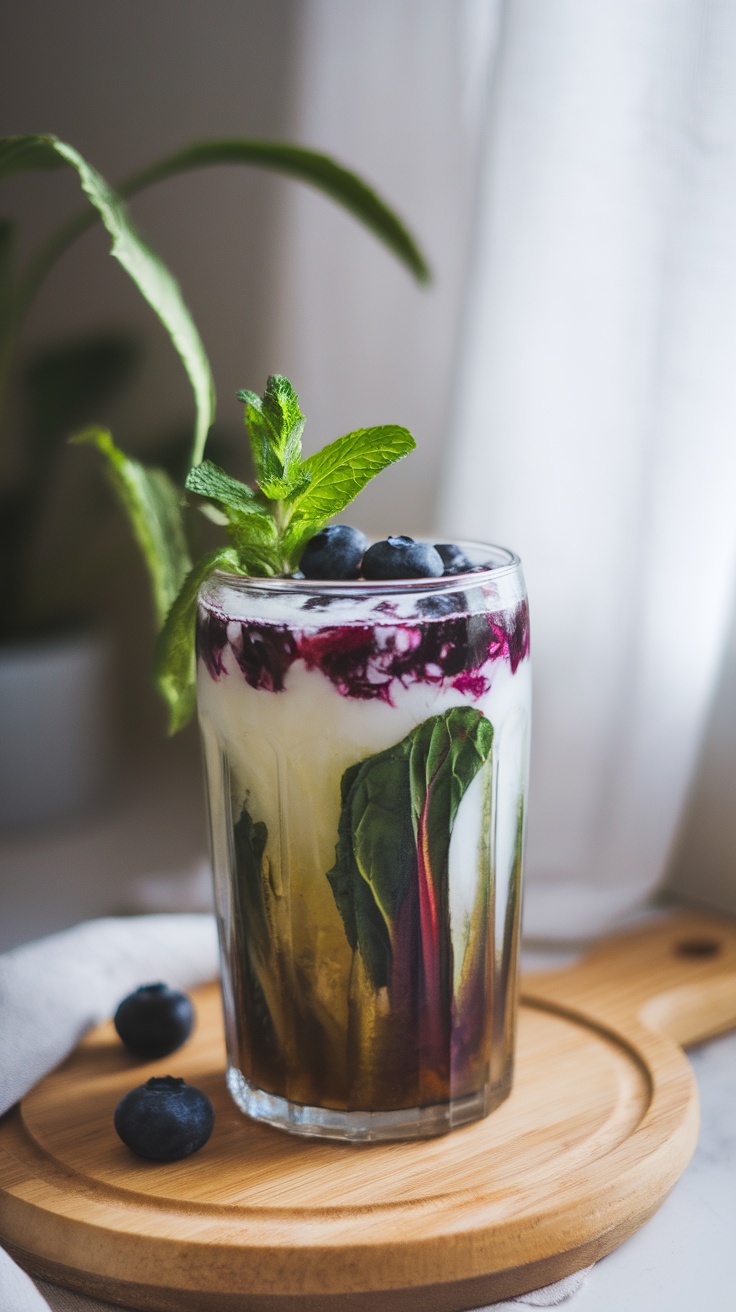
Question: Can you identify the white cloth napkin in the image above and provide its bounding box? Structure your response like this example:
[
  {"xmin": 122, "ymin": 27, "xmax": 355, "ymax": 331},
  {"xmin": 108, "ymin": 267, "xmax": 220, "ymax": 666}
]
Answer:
[{"xmin": 0, "ymin": 915, "xmax": 590, "ymax": 1311}]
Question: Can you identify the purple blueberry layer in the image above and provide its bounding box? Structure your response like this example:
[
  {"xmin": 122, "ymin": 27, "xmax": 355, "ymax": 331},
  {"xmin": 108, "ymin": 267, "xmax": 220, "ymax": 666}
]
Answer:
[{"xmin": 197, "ymin": 601, "xmax": 529, "ymax": 704}]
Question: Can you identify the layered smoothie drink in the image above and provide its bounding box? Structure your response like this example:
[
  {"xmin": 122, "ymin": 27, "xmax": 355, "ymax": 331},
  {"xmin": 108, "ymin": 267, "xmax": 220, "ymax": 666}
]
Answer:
[{"xmin": 197, "ymin": 543, "xmax": 530, "ymax": 1140}]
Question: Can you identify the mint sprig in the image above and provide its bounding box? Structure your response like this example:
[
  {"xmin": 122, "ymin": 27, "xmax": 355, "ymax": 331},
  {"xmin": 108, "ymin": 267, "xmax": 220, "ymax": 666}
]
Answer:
[
  {"xmin": 186, "ymin": 374, "xmax": 416, "ymax": 576},
  {"xmin": 86, "ymin": 374, "xmax": 416, "ymax": 732},
  {"xmin": 237, "ymin": 374, "xmax": 308, "ymax": 501},
  {"xmin": 284, "ymin": 424, "xmax": 417, "ymax": 561}
]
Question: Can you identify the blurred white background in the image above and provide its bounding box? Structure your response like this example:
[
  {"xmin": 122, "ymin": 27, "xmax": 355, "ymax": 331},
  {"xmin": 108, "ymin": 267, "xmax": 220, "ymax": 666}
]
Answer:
[{"xmin": 1, "ymin": 0, "xmax": 735, "ymax": 949}]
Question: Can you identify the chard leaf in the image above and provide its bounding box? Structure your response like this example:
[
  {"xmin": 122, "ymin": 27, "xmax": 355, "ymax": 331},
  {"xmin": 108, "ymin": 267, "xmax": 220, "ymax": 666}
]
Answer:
[
  {"xmin": 72, "ymin": 426, "xmax": 191, "ymax": 627},
  {"xmin": 231, "ymin": 802, "xmax": 284, "ymax": 1076},
  {"xmin": 328, "ymin": 752, "xmax": 415, "ymax": 990},
  {"xmin": 284, "ymin": 425, "xmax": 415, "ymax": 562},
  {"xmin": 409, "ymin": 708, "xmax": 493, "ymax": 1062},
  {"xmin": 155, "ymin": 545, "xmax": 241, "ymax": 733},
  {"xmin": 1, "ymin": 134, "xmax": 214, "ymax": 464},
  {"xmin": 237, "ymin": 374, "xmax": 306, "ymax": 498},
  {"xmin": 326, "ymin": 707, "xmax": 493, "ymax": 1009}
]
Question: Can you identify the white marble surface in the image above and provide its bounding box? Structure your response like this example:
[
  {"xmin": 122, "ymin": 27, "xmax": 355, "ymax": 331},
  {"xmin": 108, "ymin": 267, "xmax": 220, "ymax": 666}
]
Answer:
[
  {"xmin": 504, "ymin": 938, "xmax": 736, "ymax": 1312},
  {"xmin": 555, "ymin": 1029, "xmax": 736, "ymax": 1312}
]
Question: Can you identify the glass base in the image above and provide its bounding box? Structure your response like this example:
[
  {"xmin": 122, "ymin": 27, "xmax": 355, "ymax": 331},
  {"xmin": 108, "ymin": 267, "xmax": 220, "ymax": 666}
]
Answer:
[{"xmin": 226, "ymin": 1065, "xmax": 513, "ymax": 1142}]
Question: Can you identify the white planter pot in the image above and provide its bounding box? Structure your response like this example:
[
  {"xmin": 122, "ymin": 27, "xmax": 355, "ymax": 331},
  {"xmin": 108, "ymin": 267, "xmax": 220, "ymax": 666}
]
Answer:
[{"xmin": 0, "ymin": 629, "xmax": 114, "ymax": 831}]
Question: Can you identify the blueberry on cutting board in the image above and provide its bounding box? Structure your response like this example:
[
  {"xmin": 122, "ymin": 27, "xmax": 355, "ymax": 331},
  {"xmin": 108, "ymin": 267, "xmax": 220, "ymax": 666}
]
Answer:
[
  {"xmin": 299, "ymin": 524, "xmax": 368, "ymax": 579},
  {"xmin": 114, "ymin": 1076, "xmax": 214, "ymax": 1161},
  {"xmin": 114, "ymin": 983, "xmax": 194, "ymax": 1058},
  {"xmin": 361, "ymin": 536, "xmax": 444, "ymax": 580}
]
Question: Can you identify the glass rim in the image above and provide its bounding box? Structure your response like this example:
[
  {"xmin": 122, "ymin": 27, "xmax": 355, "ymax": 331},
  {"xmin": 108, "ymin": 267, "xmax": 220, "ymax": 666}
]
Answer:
[{"xmin": 210, "ymin": 539, "xmax": 522, "ymax": 596}]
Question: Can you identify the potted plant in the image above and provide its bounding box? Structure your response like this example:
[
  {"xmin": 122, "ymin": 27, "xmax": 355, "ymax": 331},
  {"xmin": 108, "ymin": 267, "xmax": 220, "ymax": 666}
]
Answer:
[{"xmin": 0, "ymin": 132, "xmax": 428, "ymax": 828}]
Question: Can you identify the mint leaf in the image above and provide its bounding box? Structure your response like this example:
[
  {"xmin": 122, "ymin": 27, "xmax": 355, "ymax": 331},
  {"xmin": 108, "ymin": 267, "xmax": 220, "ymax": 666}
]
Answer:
[
  {"xmin": 237, "ymin": 374, "xmax": 307, "ymax": 498},
  {"xmin": 225, "ymin": 521, "xmax": 280, "ymax": 576},
  {"xmin": 186, "ymin": 459, "xmax": 266, "ymax": 518},
  {"xmin": 185, "ymin": 459, "xmax": 280, "ymax": 574},
  {"xmin": 284, "ymin": 424, "xmax": 415, "ymax": 561},
  {"xmin": 185, "ymin": 390, "xmax": 416, "ymax": 577},
  {"xmin": 72, "ymin": 427, "xmax": 191, "ymax": 627},
  {"xmin": 327, "ymin": 706, "xmax": 493, "ymax": 1010},
  {"xmin": 0, "ymin": 134, "xmax": 215, "ymax": 464},
  {"xmin": 155, "ymin": 545, "xmax": 241, "ymax": 733}
]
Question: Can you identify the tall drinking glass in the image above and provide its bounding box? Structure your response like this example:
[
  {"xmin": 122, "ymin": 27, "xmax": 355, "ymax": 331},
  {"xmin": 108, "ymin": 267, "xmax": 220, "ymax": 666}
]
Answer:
[{"xmin": 197, "ymin": 542, "xmax": 530, "ymax": 1141}]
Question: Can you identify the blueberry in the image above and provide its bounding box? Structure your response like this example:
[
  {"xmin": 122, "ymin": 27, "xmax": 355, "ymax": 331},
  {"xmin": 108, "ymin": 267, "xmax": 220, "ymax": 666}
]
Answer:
[
  {"xmin": 361, "ymin": 536, "xmax": 444, "ymax": 580},
  {"xmin": 435, "ymin": 543, "xmax": 474, "ymax": 576},
  {"xmin": 417, "ymin": 592, "xmax": 465, "ymax": 617},
  {"xmin": 114, "ymin": 983, "xmax": 194, "ymax": 1059},
  {"xmin": 114, "ymin": 1076, "xmax": 214, "ymax": 1161},
  {"xmin": 299, "ymin": 525, "xmax": 369, "ymax": 580}
]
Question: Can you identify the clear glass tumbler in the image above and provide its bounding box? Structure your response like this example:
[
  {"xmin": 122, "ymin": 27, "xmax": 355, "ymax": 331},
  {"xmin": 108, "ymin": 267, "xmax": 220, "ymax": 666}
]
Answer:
[{"xmin": 197, "ymin": 542, "xmax": 530, "ymax": 1141}]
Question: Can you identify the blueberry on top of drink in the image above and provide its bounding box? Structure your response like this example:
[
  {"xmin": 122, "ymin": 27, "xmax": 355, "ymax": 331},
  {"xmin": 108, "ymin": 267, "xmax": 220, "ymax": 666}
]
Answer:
[
  {"xmin": 129, "ymin": 374, "xmax": 495, "ymax": 731},
  {"xmin": 114, "ymin": 983, "xmax": 194, "ymax": 1059},
  {"xmin": 299, "ymin": 525, "xmax": 369, "ymax": 580},
  {"xmin": 114, "ymin": 1076, "xmax": 214, "ymax": 1161},
  {"xmin": 434, "ymin": 542, "xmax": 474, "ymax": 575},
  {"xmin": 297, "ymin": 527, "xmax": 477, "ymax": 582},
  {"xmin": 360, "ymin": 536, "xmax": 444, "ymax": 580}
]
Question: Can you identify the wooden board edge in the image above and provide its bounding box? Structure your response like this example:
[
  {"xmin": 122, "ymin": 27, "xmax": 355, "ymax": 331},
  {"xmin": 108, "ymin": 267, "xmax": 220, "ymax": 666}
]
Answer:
[{"xmin": 2, "ymin": 1207, "xmax": 661, "ymax": 1312}]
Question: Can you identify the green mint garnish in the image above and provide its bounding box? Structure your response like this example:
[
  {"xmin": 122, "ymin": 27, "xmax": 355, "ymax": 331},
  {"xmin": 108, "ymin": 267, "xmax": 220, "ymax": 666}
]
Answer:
[
  {"xmin": 238, "ymin": 374, "xmax": 308, "ymax": 501},
  {"xmin": 284, "ymin": 424, "xmax": 418, "ymax": 562},
  {"xmin": 185, "ymin": 374, "xmax": 416, "ymax": 577},
  {"xmin": 143, "ymin": 373, "xmax": 414, "ymax": 731},
  {"xmin": 74, "ymin": 379, "xmax": 416, "ymax": 736}
]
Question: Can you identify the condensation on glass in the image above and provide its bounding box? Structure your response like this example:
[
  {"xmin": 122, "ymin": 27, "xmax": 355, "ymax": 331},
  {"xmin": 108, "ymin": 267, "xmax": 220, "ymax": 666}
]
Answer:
[{"xmin": 197, "ymin": 543, "xmax": 530, "ymax": 1141}]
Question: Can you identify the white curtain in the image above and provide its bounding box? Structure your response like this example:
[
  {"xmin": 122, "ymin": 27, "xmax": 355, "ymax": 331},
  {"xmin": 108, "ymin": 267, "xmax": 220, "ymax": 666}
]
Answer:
[
  {"xmin": 273, "ymin": 0, "xmax": 499, "ymax": 531},
  {"xmin": 282, "ymin": 0, "xmax": 736, "ymax": 938}
]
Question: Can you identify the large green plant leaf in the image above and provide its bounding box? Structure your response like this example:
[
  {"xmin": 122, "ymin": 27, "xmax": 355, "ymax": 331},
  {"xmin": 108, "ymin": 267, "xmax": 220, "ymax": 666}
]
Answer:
[
  {"xmin": 24, "ymin": 139, "xmax": 430, "ymax": 294},
  {"xmin": 72, "ymin": 427, "xmax": 191, "ymax": 627},
  {"xmin": 121, "ymin": 141, "xmax": 430, "ymax": 283},
  {"xmin": 1, "ymin": 136, "xmax": 429, "ymax": 466},
  {"xmin": 0, "ymin": 134, "xmax": 215, "ymax": 462},
  {"xmin": 154, "ymin": 544, "xmax": 242, "ymax": 733}
]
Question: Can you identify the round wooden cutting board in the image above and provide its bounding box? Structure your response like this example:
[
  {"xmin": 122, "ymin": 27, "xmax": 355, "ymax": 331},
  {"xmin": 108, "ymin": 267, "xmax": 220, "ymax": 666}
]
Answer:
[{"xmin": 1, "ymin": 909, "xmax": 735, "ymax": 1312}]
